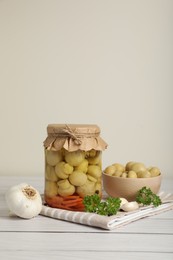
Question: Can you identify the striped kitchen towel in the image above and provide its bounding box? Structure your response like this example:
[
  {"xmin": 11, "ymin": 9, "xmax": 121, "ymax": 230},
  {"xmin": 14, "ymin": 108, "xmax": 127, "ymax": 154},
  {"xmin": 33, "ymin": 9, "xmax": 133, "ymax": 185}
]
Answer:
[{"xmin": 40, "ymin": 191, "xmax": 173, "ymax": 230}]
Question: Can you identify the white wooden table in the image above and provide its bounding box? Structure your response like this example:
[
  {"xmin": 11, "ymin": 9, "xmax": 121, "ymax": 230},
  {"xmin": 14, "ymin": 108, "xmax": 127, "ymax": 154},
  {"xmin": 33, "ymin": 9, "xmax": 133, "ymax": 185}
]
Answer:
[{"xmin": 0, "ymin": 175, "xmax": 173, "ymax": 260}]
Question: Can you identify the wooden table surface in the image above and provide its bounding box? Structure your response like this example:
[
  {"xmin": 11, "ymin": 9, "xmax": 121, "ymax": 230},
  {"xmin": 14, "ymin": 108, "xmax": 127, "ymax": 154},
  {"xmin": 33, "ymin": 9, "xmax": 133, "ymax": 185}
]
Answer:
[{"xmin": 0, "ymin": 175, "xmax": 173, "ymax": 260}]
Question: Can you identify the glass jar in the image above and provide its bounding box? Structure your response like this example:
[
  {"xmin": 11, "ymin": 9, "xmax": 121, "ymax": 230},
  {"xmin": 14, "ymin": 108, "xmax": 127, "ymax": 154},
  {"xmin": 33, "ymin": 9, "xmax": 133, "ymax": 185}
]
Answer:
[{"xmin": 43, "ymin": 124, "xmax": 107, "ymax": 211}]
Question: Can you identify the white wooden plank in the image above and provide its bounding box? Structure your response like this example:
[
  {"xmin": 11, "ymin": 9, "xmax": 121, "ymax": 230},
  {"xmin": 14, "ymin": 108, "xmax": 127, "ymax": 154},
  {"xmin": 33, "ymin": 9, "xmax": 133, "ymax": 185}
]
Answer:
[
  {"xmin": 0, "ymin": 215, "xmax": 173, "ymax": 234},
  {"xmin": 1, "ymin": 251, "xmax": 173, "ymax": 260},
  {"xmin": 0, "ymin": 232, "xmax": 173, "ymax": 253}
]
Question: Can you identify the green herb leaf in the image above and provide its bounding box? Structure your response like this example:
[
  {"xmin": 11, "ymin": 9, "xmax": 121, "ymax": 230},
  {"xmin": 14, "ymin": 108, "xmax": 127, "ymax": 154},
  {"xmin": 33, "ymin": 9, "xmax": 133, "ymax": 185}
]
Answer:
[
  {"xmin": 136, "ymin": 186, "xmax": 162, "ymax": 207},
  {"xmin": 83, "ymin": 194, "xmax": 121, "ymax": 216},
  {"xmin": 83, "ymin": 194, "xmax": 101, "ymax": 213}
]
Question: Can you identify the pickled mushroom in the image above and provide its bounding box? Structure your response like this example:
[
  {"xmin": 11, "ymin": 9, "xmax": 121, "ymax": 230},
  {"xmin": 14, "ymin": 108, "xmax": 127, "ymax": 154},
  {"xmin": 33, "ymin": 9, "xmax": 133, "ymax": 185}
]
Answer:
[
  {"xmin": 104, "ymin": 165, "xmax": 116, "ymax": 175},
  {"xmin": 87, "ymin": 165, "xmax": 102, "ymax": 179},
  {"xmin": 65, "ymin": 150, "xmax": 85, "ymax": 166},
  {"xmin": 46, "ymin": 150, "xmax": 63, "ymax": 166},
  {"xmin": 127, "ymin": 170, "xmax": 137, "ymax": 178},
  {"xmin": 137, "ymin": 170, "xmax": 151, "ymax": 178},
  {"xmin": 125, "ymin": 161, "xmax": 136, "ymax": 171},
  {"xmin": 130, "ymin": 162, "xmax": 146, "ymax": 173},
  {"xmin": 121, "ymin": 172, "xmax": 127, "ymax": 178},
  {"xmin": 76, "ymin": 180, "xmax": 95, "ymax": 198},
  {"xmin": 58, "ymin": 184, "xmax": 75, "ymax": 197},
  {"xmin": 112, "ymin": 163, "xmax": 125, "ymax": 173},
  {"xmin": 55, "ymin": 161, "xmax": 73, "ymax": 179},
  {"xmin": 87, "ymin": 174, "xmax": 97, "ymax": 183},
  {"xmin": 112, "ymin": 171, "xmax": 122, "ymax": 177},
  {"xmin": 148, "ymin": 167, "xmax": 160, "ymax": 177},
  {"xmin": 69, "ymin": 170, "xmax": 87, "ymax": 186},
  {"xmin": 57, "ymin": 179, "xmax": 71, "ymax": 189},
  {"xmin": 87, "ymin": 149, "xmax": 97, "ymax": 158},
  {"xmin": 75, "ymin": 159, "xmax": 88, "ymax": 173},
  {"xmin": 87, "ymin": 151, "xmax": 101, "ymax": 165}
]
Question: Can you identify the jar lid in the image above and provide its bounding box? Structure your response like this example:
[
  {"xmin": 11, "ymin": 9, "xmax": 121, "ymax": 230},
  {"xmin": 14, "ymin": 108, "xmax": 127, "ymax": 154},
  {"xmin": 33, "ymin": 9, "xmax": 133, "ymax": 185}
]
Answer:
[{"xmin": 43, "ymin": 124, "xmax": 108, "ymax": 152}]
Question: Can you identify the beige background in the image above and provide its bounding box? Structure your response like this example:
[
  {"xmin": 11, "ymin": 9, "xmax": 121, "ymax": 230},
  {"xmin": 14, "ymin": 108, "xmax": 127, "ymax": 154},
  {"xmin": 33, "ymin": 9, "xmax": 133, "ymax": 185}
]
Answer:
[{"xmin": 0, "ymin": 0, "xmax": 172, "ymax": 177}]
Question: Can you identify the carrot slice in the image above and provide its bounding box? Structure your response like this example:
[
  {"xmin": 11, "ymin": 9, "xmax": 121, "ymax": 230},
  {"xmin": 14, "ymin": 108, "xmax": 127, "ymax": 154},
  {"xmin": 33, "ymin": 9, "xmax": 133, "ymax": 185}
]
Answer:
[
  {"xmin": 44, "ymin": 195, "xmax": 85, "ymax": 211},
  {"xmin": 62, "ymin": 199, "xmax": 83, "ymax": 205},
  {"xmin": 62, "ymin": 195, "xmax": 80, "ymax": 200}
]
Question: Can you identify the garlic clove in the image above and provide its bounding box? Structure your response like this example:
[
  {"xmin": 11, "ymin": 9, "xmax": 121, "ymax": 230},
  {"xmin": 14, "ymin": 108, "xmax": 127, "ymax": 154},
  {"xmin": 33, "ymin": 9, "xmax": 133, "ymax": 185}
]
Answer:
[
  {"xmin": 120, "ymin": 198, "xmax": 128, "ymax": 209},
  {"xmin": 121, "ymin": 201, "xmax": 139, "ymax": 212},
  {"xmin": 5, "ymin": 183, "xmax": 42, "ymax": 219}
]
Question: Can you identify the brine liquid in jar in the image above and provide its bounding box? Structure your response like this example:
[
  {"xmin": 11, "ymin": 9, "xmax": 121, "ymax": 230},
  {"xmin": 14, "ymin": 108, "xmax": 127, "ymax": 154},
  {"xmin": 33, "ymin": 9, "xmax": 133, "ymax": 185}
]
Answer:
[{"xmin": 43, "ymin": 124, "xmax": 107, "ymax": 211}]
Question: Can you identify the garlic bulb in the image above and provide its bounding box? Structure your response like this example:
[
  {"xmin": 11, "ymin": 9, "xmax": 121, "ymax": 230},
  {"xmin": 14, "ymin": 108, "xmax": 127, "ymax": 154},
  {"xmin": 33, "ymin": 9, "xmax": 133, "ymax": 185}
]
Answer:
[{"xmin": 5, "ymin": 183, "xmax": 42, "ymax": 219}]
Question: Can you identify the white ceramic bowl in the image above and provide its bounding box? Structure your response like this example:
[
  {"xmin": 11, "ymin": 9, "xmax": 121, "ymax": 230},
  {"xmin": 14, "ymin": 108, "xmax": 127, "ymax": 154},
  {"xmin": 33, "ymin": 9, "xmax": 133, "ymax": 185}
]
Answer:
[{"xmin": 102, "ymin": 172, "xmax": 162, "ymax": 201}]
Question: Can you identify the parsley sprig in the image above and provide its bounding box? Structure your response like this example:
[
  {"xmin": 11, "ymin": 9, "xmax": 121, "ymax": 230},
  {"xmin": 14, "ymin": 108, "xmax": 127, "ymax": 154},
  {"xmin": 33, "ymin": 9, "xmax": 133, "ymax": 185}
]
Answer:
[
  {"xmin": 136, "ymin": 186, "xmax": 162, "ymax": 207},
  {"xmin": 83, "ymin": 194, "xmax": 121, "ymax": 216}
]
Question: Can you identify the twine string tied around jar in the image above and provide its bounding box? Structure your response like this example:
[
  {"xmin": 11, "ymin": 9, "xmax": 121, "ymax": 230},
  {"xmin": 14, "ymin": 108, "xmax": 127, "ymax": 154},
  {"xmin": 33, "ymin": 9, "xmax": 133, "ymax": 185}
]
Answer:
[{"xmin": 63, "ymin": 124, "xmax": 82, "ymax": 145}]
